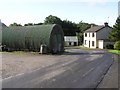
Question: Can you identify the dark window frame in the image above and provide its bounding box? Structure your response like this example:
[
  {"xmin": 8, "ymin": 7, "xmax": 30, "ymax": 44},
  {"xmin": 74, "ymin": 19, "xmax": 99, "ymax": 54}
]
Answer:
[
  {"xmin": 85, "ymin": 40, "xmax": 87, "ymax": 45},
  {"xmin": 85, "ymin": 33, "xmax": 87, "ymax": 37},
  {"xmin": 92, "ymin": 33, "xmax": 95, "ymax": 37},
  {"xmin": 92, "ymin": 41, "xmax": 94, "ymax": 46}
]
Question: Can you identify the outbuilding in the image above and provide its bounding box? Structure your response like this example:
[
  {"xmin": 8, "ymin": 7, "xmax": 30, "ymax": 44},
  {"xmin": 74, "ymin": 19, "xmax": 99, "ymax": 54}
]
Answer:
[
  {"xmin": 64, "ymin": 36, "xmax": 78, "ymax": 46},
  {"xmin": 2, "ymin": 24, "xmax": 64, "ymax": 53}
]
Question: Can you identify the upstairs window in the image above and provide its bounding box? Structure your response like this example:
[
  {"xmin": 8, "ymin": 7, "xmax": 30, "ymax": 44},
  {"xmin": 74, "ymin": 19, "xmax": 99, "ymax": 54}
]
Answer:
[
  {"xmin": 92, "ymin": 33, "xmax": 95, "ymax": 37},
  {"xmin": 85, "ymin": 33, "xmax": 87, "ymax": 37}
]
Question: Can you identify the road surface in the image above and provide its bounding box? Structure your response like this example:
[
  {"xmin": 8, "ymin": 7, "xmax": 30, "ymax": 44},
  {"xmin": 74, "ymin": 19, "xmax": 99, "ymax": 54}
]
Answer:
[{"xmin": 2, "ymin": 49, "xmax": 114, "ymax": 88}]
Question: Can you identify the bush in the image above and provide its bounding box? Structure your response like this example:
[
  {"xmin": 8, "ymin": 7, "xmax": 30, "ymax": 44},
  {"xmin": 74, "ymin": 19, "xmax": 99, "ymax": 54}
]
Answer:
[
  {"xmin": 106, "ymin": 44, "xmax": 114, "ymax": 49},
  {"xmin": 114, "ymin": 41, "xmax": 120, "ymax": 50}
]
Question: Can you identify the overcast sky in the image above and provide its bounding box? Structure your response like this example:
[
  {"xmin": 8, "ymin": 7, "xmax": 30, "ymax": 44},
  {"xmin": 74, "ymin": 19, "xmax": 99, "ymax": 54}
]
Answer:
[{"xmin": 1, "ymin": 0, "xmax": 119, "ymax": 26}]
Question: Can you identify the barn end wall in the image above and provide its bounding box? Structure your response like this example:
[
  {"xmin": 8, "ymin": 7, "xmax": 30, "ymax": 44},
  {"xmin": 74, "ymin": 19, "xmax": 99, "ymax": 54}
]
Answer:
[{"xmin": 50, "ymin": 24, "xmax": 64, "ymax": 53}]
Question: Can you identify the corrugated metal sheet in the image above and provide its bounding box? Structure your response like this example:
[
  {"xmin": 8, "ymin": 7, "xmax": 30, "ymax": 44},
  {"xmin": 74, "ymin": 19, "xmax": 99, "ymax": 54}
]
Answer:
[{"xmin": 2, "ymin": 24, "xmax": 64, "ymax": 53}]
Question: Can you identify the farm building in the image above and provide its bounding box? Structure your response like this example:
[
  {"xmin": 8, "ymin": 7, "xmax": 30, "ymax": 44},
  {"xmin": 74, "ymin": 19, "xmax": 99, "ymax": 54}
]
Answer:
[
  {"xmin": 64, "ymin": 36, "xmax": 78, "ymax": 46},
  {"xmin": 2, "ymin": 24, "xmax": 64, "ymax": 54},
  {"xmin": 84, "ymin": 22, "xmax": 114, "ymax": 49}
]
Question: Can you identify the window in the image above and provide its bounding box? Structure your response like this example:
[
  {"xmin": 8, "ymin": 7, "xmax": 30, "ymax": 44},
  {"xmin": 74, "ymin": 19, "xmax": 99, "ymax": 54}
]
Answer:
[
  {"xmin": 74, "ymin": 42, "xmax": 77, "ymax": 46},
  {"xmin": 92, "ymin": 33, "xmax": 95, "ymax": 37},
  {"xmin": 92, "ymin": 41, "xmax": 94, "ymax": 46},
  {"xmin": 69, "ymin": 42, "xmax": 71, "ymax": 45},
  {"xmin": 85, "ymin": 40, "xmax": 87, "ymax": 45},
  {"xmin": 85, "ymin": 33, "xmax": 87, "ymax": 37}
]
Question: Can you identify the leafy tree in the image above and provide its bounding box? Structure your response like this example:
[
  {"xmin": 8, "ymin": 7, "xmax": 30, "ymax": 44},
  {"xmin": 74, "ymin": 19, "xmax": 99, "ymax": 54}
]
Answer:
[
  {"xmin": 24, "ymin": 23, "xmax": 34, "ymax": 26},
  {"xmin": 77, "ymin": 21, "xmax": 96, "ymax": 33},
  {"xmin": 62, "ymin": 20, "xmax": 79, "ymax": 36},
  {"xmin": 44, "ymin": 15, "xmax": 62, "ymax": 25},
  {"xmin": 114, "ymin": 41, "xmax": 120, "ymax": 50},
  {"xmin": 109, "ymin": 17, "xmax": 120, "ymax": 41},
  {"xmin": 76, "ymin": 21, "xmax": 96, "ymax": 45},
  {"xmin": 44, "ymin": 15, "xmax": 79, "ymax": 36},
  {"xmin": 9, "ymin": 23, "xmax": 22, "ymax": 26}
]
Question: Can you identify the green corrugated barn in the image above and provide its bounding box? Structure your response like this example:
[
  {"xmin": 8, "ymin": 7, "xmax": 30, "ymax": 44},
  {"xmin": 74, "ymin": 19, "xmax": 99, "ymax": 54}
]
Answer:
[{"xmin": 2, "ymin": 24, "xmax": 64, "ymax": 53}]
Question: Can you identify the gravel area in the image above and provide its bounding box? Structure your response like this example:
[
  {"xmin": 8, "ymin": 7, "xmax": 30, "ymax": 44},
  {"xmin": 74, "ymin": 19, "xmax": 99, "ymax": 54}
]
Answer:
[
  {"xmin": 2, "ymin": 52, "xmax": 62, "ymax": 79},
  {"xmin": 2, "ymin": 51, "xmax": 79, "ymax": 79}
]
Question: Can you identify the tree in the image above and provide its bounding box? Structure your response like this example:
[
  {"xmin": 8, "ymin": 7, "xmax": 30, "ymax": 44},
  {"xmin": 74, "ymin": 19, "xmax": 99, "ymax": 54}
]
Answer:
[
  {"xmin": 61, "ymin": 20, "xmax": 79, "ymax": 36},
  {"xmin": 9, "ymin": 23, "xmax": 22, "ymax": 26},
  {"xmin": 24, "ymin": 23, "xmax": 34, "ymax": 26},
  {"xmin": 76, "ymin": 22, "xmax": 96, "ymax": 45},
  {"xmin": 114, "ymin": 41, "xmax": 120, "ymax": 50},
  {"xmin": 109, "ymin": 17, "xmax": 120, "ymax": 41},
  {"xmin": 44, "ymin": 15, "xmax": 62, "ymax": 25}
]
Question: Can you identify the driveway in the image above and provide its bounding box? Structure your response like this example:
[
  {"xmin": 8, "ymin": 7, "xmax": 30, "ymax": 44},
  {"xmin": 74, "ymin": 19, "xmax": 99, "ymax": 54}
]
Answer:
[{"xmin": 2, "ymin": 49, "xmax": 116, "ymax": 88}]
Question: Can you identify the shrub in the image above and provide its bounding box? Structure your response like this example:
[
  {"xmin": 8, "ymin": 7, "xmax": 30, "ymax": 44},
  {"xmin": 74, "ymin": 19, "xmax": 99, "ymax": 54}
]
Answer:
[
  {"xmin": 106, "ymin": 44, "xmax": 114, "ymax": 49},
  {"xmin": 114, "ymin": 41, "xmax": 120, "ymax": 50}
]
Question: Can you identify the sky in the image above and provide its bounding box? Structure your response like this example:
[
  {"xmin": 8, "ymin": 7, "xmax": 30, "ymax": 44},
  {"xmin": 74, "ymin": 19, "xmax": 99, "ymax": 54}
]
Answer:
[{"xmin": 0, "ymin": 0, "xmax": 119, "ymax": 26}]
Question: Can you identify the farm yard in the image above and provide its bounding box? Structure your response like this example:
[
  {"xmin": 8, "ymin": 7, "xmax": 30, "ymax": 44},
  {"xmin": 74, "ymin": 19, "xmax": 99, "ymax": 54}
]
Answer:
[
  {"xmin": 1, "ymin": 1, "xmax": 119, "ymax": 88},
  {"xmin": 2, "ymin": 49, "xmax": 119, "ymax": 88}
]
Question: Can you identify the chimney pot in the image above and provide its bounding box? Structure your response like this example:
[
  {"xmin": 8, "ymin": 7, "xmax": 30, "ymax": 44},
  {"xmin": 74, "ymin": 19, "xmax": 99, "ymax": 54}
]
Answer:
[{"xmin": 104, "ymin": 22, "xmax": 108, "ymax": 27}]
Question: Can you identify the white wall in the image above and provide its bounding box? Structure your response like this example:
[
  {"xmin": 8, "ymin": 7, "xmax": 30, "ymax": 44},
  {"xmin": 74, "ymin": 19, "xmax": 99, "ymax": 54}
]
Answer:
[
  {"xmin": 84, "ymin": 26, "xmax": 112, "ymax": 49},
  {"xmin": 84, "ymin": 32, "xmax": 97, "ymax": 48},
  {"xmin": 98, "ymin": 40, "xmax": 104, "ymax": 49},
  {"xmin": 64, "ymin": 36, "xmax": 78, "ymax": 46},
  {"xmin": 64, "ymin": 36, "xmax": 78, "ymax": 42}
]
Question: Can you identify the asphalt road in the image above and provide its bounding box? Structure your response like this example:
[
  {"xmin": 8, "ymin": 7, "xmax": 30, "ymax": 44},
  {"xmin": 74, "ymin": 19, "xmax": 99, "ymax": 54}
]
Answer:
[{"xmin": 2, "ymin": 49, "xmax": 114, "ymax": 88}]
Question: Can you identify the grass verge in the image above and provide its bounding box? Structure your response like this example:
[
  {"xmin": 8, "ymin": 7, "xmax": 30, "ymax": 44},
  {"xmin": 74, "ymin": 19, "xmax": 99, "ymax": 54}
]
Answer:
[{"xmin": 108, "ymin": 50, "xmax": 120, "ymax": 55}]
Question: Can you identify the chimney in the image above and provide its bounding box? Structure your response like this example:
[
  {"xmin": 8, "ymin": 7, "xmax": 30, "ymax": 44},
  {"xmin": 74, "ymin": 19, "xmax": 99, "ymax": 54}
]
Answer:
[{"xmin": 104, "ymin": 22, "xmax": 108, "ymax": 27}]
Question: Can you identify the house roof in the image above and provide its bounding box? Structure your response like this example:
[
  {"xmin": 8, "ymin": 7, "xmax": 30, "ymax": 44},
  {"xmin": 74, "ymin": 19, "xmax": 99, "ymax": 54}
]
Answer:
[
  {"xmin": 84, "ymin": 26, "xmax": 105, "ymax": 32},
  {"xmin": 2, "ymin": 23, "xmax": 7, "ymax": 27}
]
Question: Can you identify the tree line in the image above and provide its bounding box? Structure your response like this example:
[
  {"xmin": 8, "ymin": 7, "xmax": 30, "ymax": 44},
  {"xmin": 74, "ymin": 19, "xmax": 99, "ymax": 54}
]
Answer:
[
  {"xmin": 9, "ymin": 15, "xmax": 96, "ymax": 45},
  {"xmin": 9, "ymin": 15, "xmax": 120, "ymax": 49}
]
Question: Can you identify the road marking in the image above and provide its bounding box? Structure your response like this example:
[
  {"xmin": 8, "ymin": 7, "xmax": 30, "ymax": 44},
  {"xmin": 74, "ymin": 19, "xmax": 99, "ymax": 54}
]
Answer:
[
  {"xmin": 3, "ymin": 72, "xmax": 25, "ymax": 80},
  {"xmin": 3, "ymin": 62, "xmax": 62, "ymax": 80},
  {"xmin": 82, "ymin": 68, "xmax": 94, "ymax": 77},
  {"xmin": 85, "ymin": 55, "xmax": 103, "ymax": 61}
]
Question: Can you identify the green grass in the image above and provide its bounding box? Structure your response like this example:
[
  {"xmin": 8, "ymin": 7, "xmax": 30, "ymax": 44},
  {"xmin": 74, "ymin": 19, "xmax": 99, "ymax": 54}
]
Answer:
[
  {"xmin": 1, "ymin": 51, "xmax": 38, "ymax": 55},
  {"xmin": 108, "ymin": 50, "xmax": 120, "ymax": 55}
]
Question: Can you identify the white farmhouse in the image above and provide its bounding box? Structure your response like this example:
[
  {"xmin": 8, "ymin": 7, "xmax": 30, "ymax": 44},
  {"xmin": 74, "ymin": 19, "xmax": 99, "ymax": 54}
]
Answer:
[
  {"xmin": 64, "ymin": 36, "xmax": 78, "ymax": 46},
  {"xmin": 84, "ymin": 22, "xmax": 114, "ymax": 49}
]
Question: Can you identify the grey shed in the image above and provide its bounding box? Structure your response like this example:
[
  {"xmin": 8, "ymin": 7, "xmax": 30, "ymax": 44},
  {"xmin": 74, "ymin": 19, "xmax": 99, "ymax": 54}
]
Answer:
[{"xmin": 2, "ymin": 24, "xmax": 64, "ymax": 53}]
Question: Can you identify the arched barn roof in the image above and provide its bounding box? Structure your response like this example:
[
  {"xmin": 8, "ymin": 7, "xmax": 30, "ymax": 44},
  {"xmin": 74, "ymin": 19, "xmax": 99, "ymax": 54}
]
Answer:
[{"xmin": 2, "ymin": 24, "xmax": 64, "ymax": 53}]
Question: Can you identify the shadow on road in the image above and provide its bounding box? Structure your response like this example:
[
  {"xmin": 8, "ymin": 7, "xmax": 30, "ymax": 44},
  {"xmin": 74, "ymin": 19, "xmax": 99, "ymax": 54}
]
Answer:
[{"xmin": 64, "ymin": 52, "xmax": 105, "ymax": 55}]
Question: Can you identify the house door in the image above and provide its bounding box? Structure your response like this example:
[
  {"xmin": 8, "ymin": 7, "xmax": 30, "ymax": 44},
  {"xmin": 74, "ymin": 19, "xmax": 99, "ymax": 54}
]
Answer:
[{"xmin": 89, "ymin": 41, "xmax": 90, "ymax": 48}]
